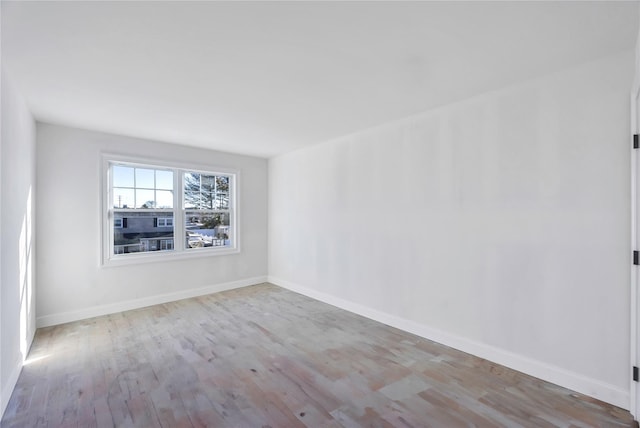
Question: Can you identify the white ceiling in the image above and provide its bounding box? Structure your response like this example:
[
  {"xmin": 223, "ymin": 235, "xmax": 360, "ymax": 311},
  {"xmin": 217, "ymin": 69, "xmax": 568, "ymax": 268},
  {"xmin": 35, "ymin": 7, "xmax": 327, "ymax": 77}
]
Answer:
[{"xmin": 2, "ymin": 1, "xmax": 638, "ymax": 158}]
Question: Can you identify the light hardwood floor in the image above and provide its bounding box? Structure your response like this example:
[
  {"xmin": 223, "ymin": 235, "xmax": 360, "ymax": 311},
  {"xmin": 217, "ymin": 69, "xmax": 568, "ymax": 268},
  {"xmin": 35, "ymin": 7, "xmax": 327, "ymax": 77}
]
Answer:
[{"xmin": 1, "ymin": 283, "xmax": 634, "ymax": 427}]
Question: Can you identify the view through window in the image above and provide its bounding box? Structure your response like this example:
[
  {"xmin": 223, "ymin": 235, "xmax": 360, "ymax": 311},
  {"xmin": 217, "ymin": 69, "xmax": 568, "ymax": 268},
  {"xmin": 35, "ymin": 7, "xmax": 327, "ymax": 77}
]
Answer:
[{"xmin": 107, "ymin": 160, "xmax": 235, "ymax": 262}]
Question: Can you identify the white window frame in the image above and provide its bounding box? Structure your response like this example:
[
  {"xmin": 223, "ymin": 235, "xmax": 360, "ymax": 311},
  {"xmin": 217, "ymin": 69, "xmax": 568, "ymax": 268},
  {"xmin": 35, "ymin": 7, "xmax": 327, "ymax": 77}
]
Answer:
[{"xmin": 101, "ymin": 154, "xmax": 239, "ymax": 267}]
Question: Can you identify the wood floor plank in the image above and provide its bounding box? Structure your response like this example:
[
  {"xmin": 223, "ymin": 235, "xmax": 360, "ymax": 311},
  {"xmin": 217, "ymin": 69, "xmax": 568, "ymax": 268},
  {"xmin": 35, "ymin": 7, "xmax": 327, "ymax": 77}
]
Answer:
[{"xmin": 1, "ymin": 283, "xmax": 635, "ymax": 427}]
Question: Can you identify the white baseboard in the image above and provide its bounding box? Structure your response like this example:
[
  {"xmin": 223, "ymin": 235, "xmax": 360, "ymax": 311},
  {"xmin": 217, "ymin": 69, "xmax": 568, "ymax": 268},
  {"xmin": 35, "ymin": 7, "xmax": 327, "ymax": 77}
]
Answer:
[
  {"xmin": 1, "ymin": 356, "xmax": 23, "ymax": 420},
  {"xmin": 268, "ymin": 276, "xmax": 629, "ymax": 410},
  {"xmin": 36, "ymin": 276, "xmax": 268, "ymax": 328},
  {"xmin": 1, "ymin": 327, "xmax": 35, "ymax": 419}
]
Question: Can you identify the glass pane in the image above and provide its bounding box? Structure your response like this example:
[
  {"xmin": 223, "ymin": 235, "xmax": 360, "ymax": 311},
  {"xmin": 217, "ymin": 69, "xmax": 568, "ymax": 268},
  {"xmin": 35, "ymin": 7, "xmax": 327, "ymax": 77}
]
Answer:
[
  {"xmin": 156, "ymin": 190, "xmax": 173, "ymax": 209},
  {"xmin": 184, "ymin": 173, "xmax": 201, "ymax": 209},
  {"xmin": 156, "ymin": 170, "xmax": 173, "ymax": 190},
  {"xmin": 184, "ymin": 172, "xmax": 230, "ymax": 210},
  {"xmin": 216, "ymin": 192, "xmax": 229, "ymax": 210},
  {"xmin": 136, "ymin": 168, "xmax": 155, "ymax": 189},
  {"xmin": 184, "ymin": 191, "xmax": 199, "ymax": 209},
  {"xmin": 216, "ymin": 176, "xmax": 229, "ymax": 192},
  {"xmin": 113, "ymin": 165, "xmax": 134, "ymax": 188},
  {"xmin": 113, "ymin": 188, "xmax": 134, "ymax": 209},
  {"xmin": 136, "ymin": 189, "xmax": 155, "ymax": 208},
  {"xmin": 185, "ymin": 211, "xmax": 231, "ymax": 249},
  {"xmin": 113, "ymin": 212, "xmax": 174, "ymax": 255},
  {"xmin": 202, "ymin": 175, "xmax": 215, "ymax": 190}
]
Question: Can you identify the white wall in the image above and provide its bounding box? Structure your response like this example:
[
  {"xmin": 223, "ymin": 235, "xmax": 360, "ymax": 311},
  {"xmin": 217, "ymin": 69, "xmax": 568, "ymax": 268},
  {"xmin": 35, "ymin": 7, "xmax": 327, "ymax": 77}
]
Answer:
[
  {"xmin": 36, "ymin": 124, "xmax": 268, "ymax": 326},
  {"xmin": 1, "ymin": 70, "xmax": 37, "ymax": 416},
  {"xmin": 269, "ymin": 51, "xmax": 634, "ymax": 408}
]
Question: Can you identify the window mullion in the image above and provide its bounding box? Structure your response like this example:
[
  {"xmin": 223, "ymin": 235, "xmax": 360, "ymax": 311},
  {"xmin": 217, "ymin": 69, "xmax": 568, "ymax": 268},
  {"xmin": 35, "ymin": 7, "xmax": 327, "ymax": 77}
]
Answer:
[
  {"xmin": 175, "ymin": 169, "xmax": 185, "ymax": 252},
  {"xmin": 154, "ymin": 169, "xmax": 157, "ymax": 210},
  {"xmin": 133, "ymin": 166, "xmax": 137, "ymax": 208},
  {"xmin": 107, "ymin": 162, "xmax": 114, "ymax": 260}
]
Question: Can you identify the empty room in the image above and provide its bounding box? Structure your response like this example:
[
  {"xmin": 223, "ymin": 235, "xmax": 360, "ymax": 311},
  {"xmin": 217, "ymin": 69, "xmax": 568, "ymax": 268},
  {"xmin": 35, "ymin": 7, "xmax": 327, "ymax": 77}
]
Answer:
[{"xmin": 2, "ymin": 0, "xmax": 640, "ymax": 426}]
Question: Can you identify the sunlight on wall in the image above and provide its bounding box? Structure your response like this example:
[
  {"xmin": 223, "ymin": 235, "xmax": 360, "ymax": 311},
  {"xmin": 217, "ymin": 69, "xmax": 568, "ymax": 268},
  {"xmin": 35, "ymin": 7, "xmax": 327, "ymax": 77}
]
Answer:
[{"xmin": 18, "ymin": 187, "xmax": 33, "ymax": 360}]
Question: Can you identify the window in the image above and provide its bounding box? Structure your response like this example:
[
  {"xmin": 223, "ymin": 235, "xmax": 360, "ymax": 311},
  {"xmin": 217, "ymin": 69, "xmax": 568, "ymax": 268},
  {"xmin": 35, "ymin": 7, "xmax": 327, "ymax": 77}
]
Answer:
[
  {"xmin": 157, "ymin": 217, "xmax": 173, "ymax": 227},
  {"xmin": 104, "ymin": 157, "xmax": 237, "ymax": 265},
  {"xmin": 160, "ymin": 239, "xmax": 174, "ymax": 250}
]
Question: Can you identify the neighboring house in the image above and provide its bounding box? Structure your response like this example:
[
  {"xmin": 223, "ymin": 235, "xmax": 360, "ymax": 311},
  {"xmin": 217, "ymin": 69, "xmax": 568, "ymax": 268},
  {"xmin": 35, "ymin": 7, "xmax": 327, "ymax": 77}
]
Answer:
[
  {"xmin": 114, "ymin": 212, "xmax": 228, "ymax": 253},
  {"xmin": 113, "ymin": 212, "xmax": 175, "ymax": 254}
]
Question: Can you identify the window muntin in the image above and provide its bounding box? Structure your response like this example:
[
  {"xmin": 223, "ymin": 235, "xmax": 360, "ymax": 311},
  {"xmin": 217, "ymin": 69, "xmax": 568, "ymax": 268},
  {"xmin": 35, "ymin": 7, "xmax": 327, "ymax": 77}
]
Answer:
[{"xmin": 106, "ymin": 159, "xmax": 236, "ymax": 264}]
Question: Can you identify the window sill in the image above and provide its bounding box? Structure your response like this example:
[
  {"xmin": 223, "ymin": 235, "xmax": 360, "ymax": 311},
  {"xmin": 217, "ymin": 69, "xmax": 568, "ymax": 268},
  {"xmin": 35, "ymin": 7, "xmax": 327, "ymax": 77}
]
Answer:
[{"xmin": 102, "ymin": 246, "xmax": 240, "ymax": 268}]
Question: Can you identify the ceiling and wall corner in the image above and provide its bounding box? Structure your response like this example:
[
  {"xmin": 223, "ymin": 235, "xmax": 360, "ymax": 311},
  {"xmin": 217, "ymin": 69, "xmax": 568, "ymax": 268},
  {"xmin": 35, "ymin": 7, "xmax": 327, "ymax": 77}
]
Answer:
[
  {"xmin": 1, "ymin": 1, "xmax": 638, "ymax": 158},
  {"xmin": 1, "ymin": 0, "xmax": 640, "ymax": 416}
]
